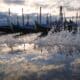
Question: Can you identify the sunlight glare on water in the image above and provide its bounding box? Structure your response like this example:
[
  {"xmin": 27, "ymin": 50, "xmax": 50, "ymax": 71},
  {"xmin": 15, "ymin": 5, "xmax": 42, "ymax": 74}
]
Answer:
[{"xmin": 0, "ymin": 30, "xmax": 80, "ymax": 80}]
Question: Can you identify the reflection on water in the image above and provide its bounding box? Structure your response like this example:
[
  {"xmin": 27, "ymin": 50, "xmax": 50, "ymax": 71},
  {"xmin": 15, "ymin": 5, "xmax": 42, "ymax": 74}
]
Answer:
[
  {"xmin": 0, "ymin": 32, "xmax": 80, "ymax": 80},
  {"xmin": 0, "ymin": 49, "xmax": 80, "ymax": 80}
]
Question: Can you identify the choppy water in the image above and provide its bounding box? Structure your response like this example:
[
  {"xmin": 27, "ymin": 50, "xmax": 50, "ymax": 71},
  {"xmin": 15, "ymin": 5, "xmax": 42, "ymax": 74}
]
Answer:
[{"xmin": 0, "ymin": 31, "xmax": 80, "ymax": 80}]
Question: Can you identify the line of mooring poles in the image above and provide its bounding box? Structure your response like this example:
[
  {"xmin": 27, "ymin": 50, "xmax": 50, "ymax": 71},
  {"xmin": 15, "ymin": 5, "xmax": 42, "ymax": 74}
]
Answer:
[
  {"xmin": 7, "ymin": 7, "xmax": 53, "ymax": 31},
  {"xmin": 7, "ymin": 6, "xmax": 80, "ymax": 33}
]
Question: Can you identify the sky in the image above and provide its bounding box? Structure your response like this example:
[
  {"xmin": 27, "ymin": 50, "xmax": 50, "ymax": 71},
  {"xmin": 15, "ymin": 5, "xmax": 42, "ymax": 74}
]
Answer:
[{"xmin": 0, "ymin": 0, "xmax": 80, "ymax": 16}]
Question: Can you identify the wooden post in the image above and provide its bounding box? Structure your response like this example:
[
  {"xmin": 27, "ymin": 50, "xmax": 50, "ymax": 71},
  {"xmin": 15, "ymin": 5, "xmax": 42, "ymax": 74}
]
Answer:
[
  {"xmin": 27, "ymin": 15, "xmax": 29, "ymax": 25},
  {"xmin": 22, "ymin": 8, "xmax": 24, "ymax": 27},
  {"xmin": 8, "ymin": 8, "xmax": 14, "ymax": 32},
  {"xmin": 59, "ymin": 6, "xmax": 63, "ymax": 22},
  {"xmin": 37, "ymin": 13, "xmax": 38, "ymax": 22},
  {"xmin": 76, "ymin": 12, "xmax": 78, "ymax": 26},
  {"xmin": 40, "ymin": 7, "xmax": 42, "ymax": 25},
  {"xmin": 17, "ymin": 15, "xmax": 19, "ymax": 26},
  {"xmin": 46, "ymin": 13, "xmax": 49, "ymax": 25},
  {"xmin": 49, "ymin": 14, "xmax": 52, "ymax": 28}
]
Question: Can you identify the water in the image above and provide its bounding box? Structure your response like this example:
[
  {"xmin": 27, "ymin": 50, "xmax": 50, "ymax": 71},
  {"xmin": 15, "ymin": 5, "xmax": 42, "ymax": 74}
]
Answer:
[{"xmin": 0, "ymin": 30, "xmax": 80, "ymax": 80}]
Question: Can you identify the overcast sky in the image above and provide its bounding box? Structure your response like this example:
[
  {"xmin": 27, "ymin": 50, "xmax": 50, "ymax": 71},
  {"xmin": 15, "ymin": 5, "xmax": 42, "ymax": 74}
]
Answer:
[{"xmin": 0, "ymin": 0, "xmax": 80, "ymax": 16}]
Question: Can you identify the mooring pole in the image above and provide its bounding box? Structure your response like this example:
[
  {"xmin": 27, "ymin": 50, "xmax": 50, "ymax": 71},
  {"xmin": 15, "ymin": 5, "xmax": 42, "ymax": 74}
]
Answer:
[
  {"xmin": 40, "ymin": 7, "xmax": 42, "ymax": 25},
  {"xmin": 76, "ymin": 12, "xmax": 78, "ymax": 26},
  {"xmin": 46, "ymin": 13, "xmax": 49, "ymax": 25},
  {"xmin": 22, "ymin": 8, "xmax": 24, "ymax": 27},
  {"xmin": 49, "ymin": 14, "xmax": 52, "ymax": 28},
  {"xmin": 17, "ymin": 15, "xmax": 19, "ymax": 26},
  {"xmin": 8, "ymin": 8, "xmax": 14, "ymax": 32},
  {"xmin": 27, "ymin": 15, "xmax": 29, "ymax": 25}
]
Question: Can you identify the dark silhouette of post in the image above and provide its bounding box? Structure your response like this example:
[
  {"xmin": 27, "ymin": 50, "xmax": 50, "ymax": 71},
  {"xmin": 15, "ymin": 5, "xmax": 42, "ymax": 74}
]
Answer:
[
  {"xmin": 7, "ymin": 8, "xmax": 10, "ymax": 26},
  {"xmin": 59, "ymin": 6, "xmax": 63, "ymax": 22},
  {"xmin": 8, "ymin": 8, "xmax": 14, "ymax": 32},
  {"xmin": 49, "ymin": 14, "xmax": 52, "ymax": 27},
  {"xmin": 36, "ymin": 13, "xmax": 39, "ymax": 22},
  {"xmin": 46, "ymin": 13, "xmax": 49, "ymax": 25},
  {"xmin": 22, "ymin": 8, "xmax": 24, "ymax": 27},
  {"xmin": 59, "ymin": 6, "xmax": 64, "ymax": 31},
  {"xmin": 27, "ymin": 15, "xmax": 29, "ymax": 25},
  {"xmin": 34, "ymin": 13, "xmax": 39, "ymax": 30},
  {"xmin": 63, "ymin": 11, "xmax": 65, "ymax": 30},
  {"xmin": 17, "ymin": 15, "xmax": 19, "ymax": 26},
  {"xmin": 73, "ymin": 12, "xmax": 78, "ymax": 33},
  {"xmin": 40, "ymin": 7, "xmax": 42, "ymax": 25},
  {"xmin": 76, "ymin": 12, "xmax": 79, "ymax": 32},
  {"xmin": 76, "ymin": 12, "xmax": 78, "ymax": 26}
]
